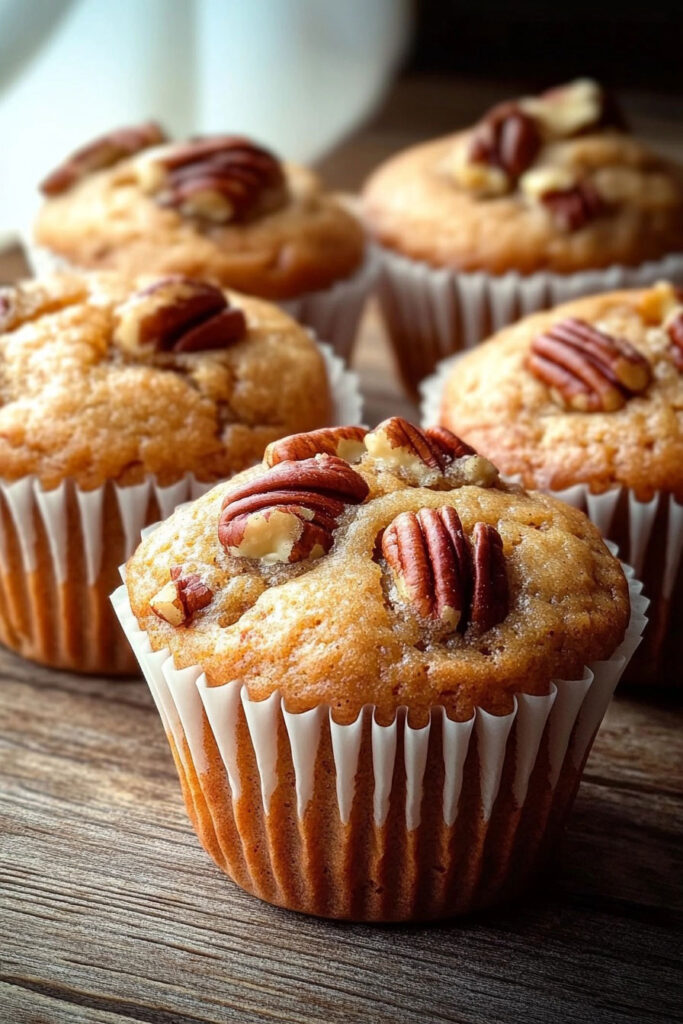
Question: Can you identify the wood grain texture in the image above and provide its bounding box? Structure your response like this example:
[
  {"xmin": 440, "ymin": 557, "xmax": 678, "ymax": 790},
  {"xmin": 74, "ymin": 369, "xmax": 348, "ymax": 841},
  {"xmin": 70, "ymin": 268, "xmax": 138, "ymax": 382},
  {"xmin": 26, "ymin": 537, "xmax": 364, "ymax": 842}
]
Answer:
[{"xmin": 1, "ymin": 74, "xmax": 683, "ymax": 1024}]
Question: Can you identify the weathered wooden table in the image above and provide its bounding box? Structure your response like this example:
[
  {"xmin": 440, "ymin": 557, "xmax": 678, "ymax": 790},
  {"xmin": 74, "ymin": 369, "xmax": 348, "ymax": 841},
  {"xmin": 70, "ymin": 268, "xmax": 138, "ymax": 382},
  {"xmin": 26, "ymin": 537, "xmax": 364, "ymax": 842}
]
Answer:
[{"xmin": 1, "ymin": 77, "xmax": 683, "ymax": 1024}]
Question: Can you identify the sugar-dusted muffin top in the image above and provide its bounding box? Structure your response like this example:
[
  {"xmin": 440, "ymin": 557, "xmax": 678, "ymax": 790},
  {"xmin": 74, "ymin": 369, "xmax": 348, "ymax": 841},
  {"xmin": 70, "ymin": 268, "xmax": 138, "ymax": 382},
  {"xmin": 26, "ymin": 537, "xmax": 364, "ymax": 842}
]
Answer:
[
  {"xmin": 0, "ymin": 272, "xmax": 332, "ymax": 490},
  {"xmin": 362, "ymin": 80, "xmax": 683, "ymax": 274},
  {"xmin": 33, "ymin": 127, "xmax": 365, "ymax": 300},
  {"xmin": 437, "ymin": 283, "xmax": 683, "ymax": 501},
  {"xmin": 125, "ymin": 418, "xmax": 629, "ymax": 725}
]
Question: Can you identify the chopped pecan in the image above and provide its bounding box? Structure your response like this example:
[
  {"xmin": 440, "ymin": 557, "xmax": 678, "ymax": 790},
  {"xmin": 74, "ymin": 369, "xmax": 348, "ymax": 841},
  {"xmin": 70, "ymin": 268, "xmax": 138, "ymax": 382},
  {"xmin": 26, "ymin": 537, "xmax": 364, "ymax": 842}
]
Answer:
[
  {"xmin": 264, "ymin": 426, "xmax": 368, "ymax": 467},
  {"xmin": 468, "ymin": 102, "xmax": 541, "ymax": 179},
  {"xmin": 114, "ymin": 277, "xmax": 246, "ymax": 354},
  {"xmin": 40, "ymin": 122, "xmax": 166, "ymax": 196},
  {"xmin": 0, "ymin": 289, "xmax": 15, "ymax": 331},
  {"xmin": 139, "ymin": 135, "xmax": 286, "ymax": 223},
  {"xmin": 666, "ymin": 311, "xmax": 683, "ymax": 370},
  {"xmin": 364, "ymin": 417, "xmax": 475, "ymax": 475},
  {"xmin": 381, "ymin": 507, "xmax": 508, "ymax": 633},
  {"xmin": 528, "ymin": 318, "xmax": 652, "ymax": 412},
  {"xmin": 218, "ymin": 454, "xmax": 369, "ymax": 563},
  {"xmin": 150, "ymin": 567, "xmax": 213, "ymax": 625},
  {"xmin": 540, "ymin": 181, "xmax": 605, "ymax": 231},
  {"xmin": 525, "ymin": 79, "xmax": 626, "ymax": 139}
]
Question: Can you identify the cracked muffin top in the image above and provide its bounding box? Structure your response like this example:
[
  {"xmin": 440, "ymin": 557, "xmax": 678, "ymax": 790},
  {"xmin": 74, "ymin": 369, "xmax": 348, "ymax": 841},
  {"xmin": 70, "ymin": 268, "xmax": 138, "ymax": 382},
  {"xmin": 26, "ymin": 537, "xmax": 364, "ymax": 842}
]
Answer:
[
  {"xmin": 0, "ymin": 272, "xmax": 332, "ymax": 490},
  {"xmin": 436, "ymin": 283, "xmax": 683, "ymax": 501},
  {"xmin": 33, "ymin": 126, "xmax": 365, "ymax": 300},
  {"xmin": 362, "ymin": 79, "xmax": 683, "ymax": 274},
  {"xmin": 124, "ymin": 418, "xmax": 630, "ymax": 724}
]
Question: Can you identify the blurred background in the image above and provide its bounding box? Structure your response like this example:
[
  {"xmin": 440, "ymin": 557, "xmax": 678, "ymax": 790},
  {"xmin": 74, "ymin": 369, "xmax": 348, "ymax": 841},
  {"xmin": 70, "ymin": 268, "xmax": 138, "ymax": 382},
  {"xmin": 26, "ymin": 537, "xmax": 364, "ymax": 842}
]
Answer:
[{"xmin": 0, "ymin": 0, "xmax": 681, "ymax": 242}]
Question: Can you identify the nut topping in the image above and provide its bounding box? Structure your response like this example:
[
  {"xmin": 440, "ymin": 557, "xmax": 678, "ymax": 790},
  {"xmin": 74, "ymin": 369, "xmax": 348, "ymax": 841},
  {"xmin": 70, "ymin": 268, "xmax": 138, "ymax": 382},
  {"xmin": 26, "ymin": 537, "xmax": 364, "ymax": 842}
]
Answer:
[
  {"xmin": 114, "ymin": 277, "xmax": 246, "ymax": 354},
  {"xmin": 539, "ymin": 181, "xmax": 605, "ymax": 232},
  {"xmin": 381, "ymin": 507, "xmax": 508, "ymax": 633},
  {"xmin": 40, "ymin": 122, "xmax": 166, "ymax": 196},
  {"xmin": 150, "ymin": 567, "xmax": 213, "ymax": 626},
  {"xmin": 471, "ymin": 523, "xmax": 509, "ymax": 633},
  {"xmin": 0, "ymin": 289, "xmax": 15, "ymax": 332},
  {"xmin": 522, "ymin": 79, "xmax": 625, "ymax": 140},
  {"xmin": 365, "ymin": 418, "xmax": 475, "ymax": 475},
  {"xmin": 264, "ymin": 426, "xmax": 368, "ymax": 467},
  {"xmin": 666, "ymin": 312, "xmax": 683, "ymax": 370},
  {"xmin": 520, "ymin": 167, "xmax": 605, "ymax": 231},
  {"xmin": 528, "ymin": 318, "xmax": 652, "ymax": 412},
  {"xmin": 218, "ymin": 454, "xmax": 369, "ymax": 564},
  {"xmin": 136, "ymin": 136, "xmax": 286, "ymax": 223},
  {"xmin": 468, "ymin": 102, "xmax": 541, "ymax": 180}
]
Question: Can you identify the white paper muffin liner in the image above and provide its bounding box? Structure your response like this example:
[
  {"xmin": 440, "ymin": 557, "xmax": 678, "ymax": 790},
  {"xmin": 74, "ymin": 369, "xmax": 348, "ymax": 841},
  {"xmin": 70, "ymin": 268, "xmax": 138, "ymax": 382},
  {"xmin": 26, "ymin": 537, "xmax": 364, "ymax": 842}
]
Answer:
[
  {"xmin": 23, "ymin": 239, "xmax": 379, "ymax": 364},
  {"xmin": 280, "ymin": 244, "xmax": 380, "ymax": 361},
  {"xmin": 421, "ymin": 360, "xmax": 683, "ymax": 684},
  {"xmin": 375, "ymin": 246, "xmax": 683, "ymax": 391},
  {"xmin": 111, "ymin": 556, "xmax": 646, "ymax": 919},
  {"xmin": 0, "ymin": 341, "xmax": 361, "ymax": 673}
]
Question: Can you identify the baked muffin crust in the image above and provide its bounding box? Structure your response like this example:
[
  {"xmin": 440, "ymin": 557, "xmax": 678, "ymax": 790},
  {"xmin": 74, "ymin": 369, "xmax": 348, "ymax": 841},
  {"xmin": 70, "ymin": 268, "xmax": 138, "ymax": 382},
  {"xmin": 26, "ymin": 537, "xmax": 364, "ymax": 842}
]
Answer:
[
  {"xmin": 362, "ymin": 82, "xmax": 683, "ymax": 274},
  {"xmin": 125, "ymin": 422, "xmax": 629, "ymax": 724},
  {"xmin": 438, "ymin": 285, "xmax": 683, "ymax": 500},
  {"xmin": 0, "ymin": 273, "xmax": 332, "ymax": 490},
  {"xmin": 34, "ymin": 149, "xmax": 365, "ymax": 300}
]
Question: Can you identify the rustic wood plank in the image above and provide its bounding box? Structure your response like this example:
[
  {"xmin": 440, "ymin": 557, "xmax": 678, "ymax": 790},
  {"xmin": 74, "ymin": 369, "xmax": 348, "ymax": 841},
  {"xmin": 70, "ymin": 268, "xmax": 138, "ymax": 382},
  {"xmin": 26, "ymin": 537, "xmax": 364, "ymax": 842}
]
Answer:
[{"xmin": 1, "ymin": 649, "xmax": 681, "ymax": 1024}]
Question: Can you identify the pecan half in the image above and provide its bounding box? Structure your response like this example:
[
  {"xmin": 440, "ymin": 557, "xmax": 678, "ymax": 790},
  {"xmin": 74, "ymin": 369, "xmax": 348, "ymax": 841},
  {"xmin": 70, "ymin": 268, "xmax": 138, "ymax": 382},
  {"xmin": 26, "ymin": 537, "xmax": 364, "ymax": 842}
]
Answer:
[
  {"xmin": 471, "ymin": 523, "xmax": 509, "ymax": 633},
  {"xmin": 540, "ymin": 181, "xmax": 605, "ymax": 231},
  {"xmin": 114, "ymin": 277, "xmax": 246, "ymax": 354},
  {"xmin": 381, "ymin": 507, "xmax": 508, "ymax": 633},
  {"xmin": 667, "ymin": 311, "xmax": 683, "ymax": 371},
  {"xmin": 40, "ymin": 122, "xmax": 166, "ymax": 196},
  {"xmin": 150, "ymin": 567, "xmax": 213, "ymax": 625},
  {"xmin": 468, "ymin": 102, "xmax": 541, "ymax": 179},
  {"xmin": 139, "ymin": 136, "xmax": 286, "ymax": 223},
  {"xmin": 528, "ymin": 318, "xmax": 652, "ymax": 412},
  {"xmin": 218, "ymin": 454, "xmax": 369, "ymax": 563},
  {"xmin": 264, "ymin": 426, "xmax": 368, "ymax": 467},
  {"xmin": 364, "ymin": 417, "xmax": 475, "ymax": 475}
]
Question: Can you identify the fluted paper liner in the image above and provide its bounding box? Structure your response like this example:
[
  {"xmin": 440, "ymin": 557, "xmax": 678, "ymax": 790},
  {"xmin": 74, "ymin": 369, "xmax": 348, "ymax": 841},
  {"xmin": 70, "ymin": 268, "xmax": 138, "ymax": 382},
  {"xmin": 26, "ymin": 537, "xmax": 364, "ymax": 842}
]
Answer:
[
  {"xmin": 375, "ymin": 245, "xmax": 683, "ymax": 391},
  {"xmin": 24, "ymin": 240, "xmax": 379, "ymax": 364},
  {"xmin": 422, "ymin": 360, "xmax": 683, "ymax": 684},
  {"xmin": 111, "ymin": 560, "xmax": 646, "ymax": 920},
  {"xmin": 0, "ymin": 342, "xmax": 361, "ymax": 674}
]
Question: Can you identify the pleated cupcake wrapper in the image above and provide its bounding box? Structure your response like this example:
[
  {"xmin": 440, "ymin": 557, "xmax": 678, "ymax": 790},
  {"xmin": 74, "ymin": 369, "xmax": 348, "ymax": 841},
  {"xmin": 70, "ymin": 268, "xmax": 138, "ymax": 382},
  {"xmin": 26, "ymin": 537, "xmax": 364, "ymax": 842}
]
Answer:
[
  {"xmin": 280, "ymin": 244, "xmax": 380, "ymax": 362},
  {"xmin": 0, "ymin": 341, "xmax": 361, "ymax": 673},
  {"xmin": 111, "ymin": 559, "xmax": 646, "ymax": 919},
  {"xmin": 23, "ymin": 238, "xmax": 379, "ymax": 364},
  {"xmin": 422, "ymin": 360, "xmax": 683, "ymax": 684},
  {"xmin": 375, "ymin": 245, "xmax": 683, "ymax": 391}
]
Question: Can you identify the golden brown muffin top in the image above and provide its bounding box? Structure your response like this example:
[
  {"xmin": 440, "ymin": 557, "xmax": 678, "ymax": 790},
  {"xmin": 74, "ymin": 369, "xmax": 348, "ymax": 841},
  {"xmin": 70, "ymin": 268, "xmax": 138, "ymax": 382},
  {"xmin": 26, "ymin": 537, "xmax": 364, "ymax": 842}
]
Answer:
[
  {"xmin": 125, "ymin": 418, "xmax": 629, "ymax": 725},
  {"xmin": 0, "ymin": 272, "xmax": 332, "ymax": 490},
  {"xmin": 362, "ymin": 80, "xmax": 683, "ymax": 274},
  {"xmin": 437, "ymin": 284, "xmax": 683, "ymax": 501},
  {"xmin": 33, "ymin": 128, "xmax": 365, "ymax": 300}
]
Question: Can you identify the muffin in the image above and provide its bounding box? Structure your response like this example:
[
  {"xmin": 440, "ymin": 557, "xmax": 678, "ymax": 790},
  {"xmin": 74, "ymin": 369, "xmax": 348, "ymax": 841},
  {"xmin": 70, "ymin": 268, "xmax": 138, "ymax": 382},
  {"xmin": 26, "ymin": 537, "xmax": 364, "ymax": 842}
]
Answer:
[
  {"xmin": 0, "ymin": 270, "xmax": 360, "ymax": 674},
  {"xmin": 425, "ymin": 283, "xmax": 682, "ymax": 685},
  {"xmin": 31, "ymin": 125, "xmax": 377, "ymax": 359},
  {"xmin": 113, "ymin": 417, "xmax": 645, "ymax": 920},
  {"xmin": 362, "ymin": 79, "xmax": 683, "ymax": 392}
]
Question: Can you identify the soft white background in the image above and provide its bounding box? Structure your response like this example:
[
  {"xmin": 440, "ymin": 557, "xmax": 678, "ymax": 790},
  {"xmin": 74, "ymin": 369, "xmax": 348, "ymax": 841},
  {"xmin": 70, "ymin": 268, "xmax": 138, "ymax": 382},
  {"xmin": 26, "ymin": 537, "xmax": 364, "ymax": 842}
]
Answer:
[{"xmin": 0, "ymin": 0, "xmax": 409, "ymax": 242}]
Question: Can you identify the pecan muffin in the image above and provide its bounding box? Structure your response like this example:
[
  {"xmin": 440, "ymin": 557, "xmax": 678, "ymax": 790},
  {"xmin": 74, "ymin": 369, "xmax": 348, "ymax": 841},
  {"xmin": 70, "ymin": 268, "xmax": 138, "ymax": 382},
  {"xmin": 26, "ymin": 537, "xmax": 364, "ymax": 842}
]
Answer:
[
  {"xmin": 0, "ymin": 270, "xmax": 355, "ymax": 674},
  {"xmin": 113, "ymin": 417, "xmax": 644, "ymax": 920},
  {"xmin": 429, "ymin": 283, "xmax": 683, "ymax": 684},
  {"xmin": 361, "ymin": 79, "xmax": 683, "ymax": 391},
  {"xmin": 31, "ymin": 125, "xmax": 375, "ymax": 359}
]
